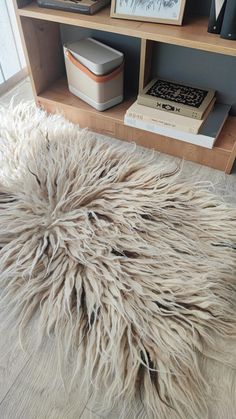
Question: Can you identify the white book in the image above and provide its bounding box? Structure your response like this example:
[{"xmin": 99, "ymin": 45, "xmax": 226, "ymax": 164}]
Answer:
[
  {"xmin": 126, "ymin": 100, "xmax": 215, "ymax": 134},
  {"xmin": 124, "ymin": 103, "xmax": 231, "ymax": 149}
]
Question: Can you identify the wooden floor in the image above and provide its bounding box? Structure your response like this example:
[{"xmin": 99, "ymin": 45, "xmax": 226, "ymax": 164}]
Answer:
[{"xmin": 0, "ymin": 80, "xmax": 236, "ymax": 419}]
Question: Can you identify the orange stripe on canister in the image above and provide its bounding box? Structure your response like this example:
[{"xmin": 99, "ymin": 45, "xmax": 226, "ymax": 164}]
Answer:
[{"xmin": 65, "ymin": 50, "xmax": 124, "ymax": 83}]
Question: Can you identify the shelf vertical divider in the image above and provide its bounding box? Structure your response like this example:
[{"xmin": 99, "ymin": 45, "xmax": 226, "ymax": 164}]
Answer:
[
  {"xmin": 139, "ymin": 39, "xmax": 153, "ymax": 92},
  {"xmin": 13, "ymin": 0, "xmax": 65, "ymax": 97},
  {"xmin": 13, "ymin": 0, "xmax": 37, "ymax": 98},
  {"xmin": 21, "ymin": 17, "xmax": 65, "ymax": 96},
  {"xmin": 225, "ymin": 139, "xmax": 236, "ymax": 174}
]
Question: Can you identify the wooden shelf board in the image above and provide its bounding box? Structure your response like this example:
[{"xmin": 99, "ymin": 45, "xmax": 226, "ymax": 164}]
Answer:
[
  {"xmin": 18, "ymin": 2, "xmax": 236, "ymax": 57},
  {"xmin": 39, "ymin": 78, "xmax": 135, "ymax": 122},
  {"xmin": 38, "ymin": 77, "xmax": 236, "ymax": 156}
]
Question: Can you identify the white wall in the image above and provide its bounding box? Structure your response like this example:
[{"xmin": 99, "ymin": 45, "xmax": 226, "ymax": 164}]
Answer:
[{"xmin": 0, "ymin": 0, "xmax": 26, "ymax": 83}]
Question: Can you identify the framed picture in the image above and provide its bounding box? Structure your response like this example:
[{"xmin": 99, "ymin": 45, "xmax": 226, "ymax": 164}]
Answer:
[{"xmin": 110, "ymin": 0, "xmax": 187, "ymax": 25}]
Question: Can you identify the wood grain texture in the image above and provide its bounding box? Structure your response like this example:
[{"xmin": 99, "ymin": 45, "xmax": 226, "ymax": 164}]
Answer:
[
  {"xmin": 110, "ymin": 0, "xmax": 186, "ymax": 25},
  {"xmin": 0, "ymin": 336, "xmax": 91, "ymax": 419},
  {"xmin": 17, "ymin": 3, "xmax": 236, "ymax": 57},
  {"xmin": 12, "ymin": 0, "xmax": 37, "ymax": 98},
  {"xmin": 0, "ymin": 322, "xmax": 29, "ymax": 405},
  {"xmin": 138, "ymin": 39, "xmax": 153, "ymax": 92},
  {"xmin": 85, "ymin": 394, "xmax": 146, "ymax": 419},
  {"xmin": 80, "ymin": 408, "xmax": 102, "ymax": 419},
  {"xmin": 225, "ymin": 135, "xmax": 236, "ymax": 174},
  {"xmin": 19, "ymin": 17, "xmax": 65, "ymax": 95},
  {"xmin": 81, "ymin": 405, "xmax": 146, "ymax": 419},
  {"xmin": 36, "ymin": 77, "xmax": 236, "ymax": 173},
  {"xmin": 0, "ymin": 68, "xmax": 28, "ymax": 96},
  {"xmin": 0, "ymin": 78, "xmax": 33, "ymax": 107}
]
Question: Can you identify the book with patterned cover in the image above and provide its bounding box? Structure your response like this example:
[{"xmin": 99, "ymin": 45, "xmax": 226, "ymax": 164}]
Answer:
[{"xmin": 138, "ymin": 78, "xmax": 216, "ymax": 120}]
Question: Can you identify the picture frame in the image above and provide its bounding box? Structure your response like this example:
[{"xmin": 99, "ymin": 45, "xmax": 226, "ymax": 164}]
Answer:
[{"xmin": 110, "ymin": 0, "xmax": 187, "ymax": 26}]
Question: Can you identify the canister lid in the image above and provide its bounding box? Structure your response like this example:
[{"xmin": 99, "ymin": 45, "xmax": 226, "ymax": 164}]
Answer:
[{"xmin": 65, "ymin": 37, "xmax": 124, "ymax": 75}]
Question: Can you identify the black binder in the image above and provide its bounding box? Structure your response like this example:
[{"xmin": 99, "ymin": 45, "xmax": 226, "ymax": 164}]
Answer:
[
  {"xmin": 208, "ymin": 0, "xmax": 227, "ymax": 34},
  {"xmin": 221, "ymin": 0, "xmax": 236, "ymax": 40}
]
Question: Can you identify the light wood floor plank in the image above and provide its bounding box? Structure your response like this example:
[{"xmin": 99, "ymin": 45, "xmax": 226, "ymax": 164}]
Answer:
[
  {"xmin": 80, "ymin": 408, "xmax": 103, "ymax": 419},
  {"xmin": 0, "ymin": 336, "xmax": 91, "ymax": 419},
  {"xmin": 0, "ymin": 78, "xmax": 33, "ymax": 107},
  {"xmin": 85, "ymin": 394, "xmax": 147, "ymax": 419},
  {"xmin": 0, "ymin": 314, "xmax": 29, "ymax": 404},
  {"xmin": 81, "ymin": 406, "xmax": 146, "ymax": 419}
]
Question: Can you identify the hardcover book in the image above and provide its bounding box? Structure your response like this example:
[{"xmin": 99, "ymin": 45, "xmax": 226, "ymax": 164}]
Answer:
[
  {"xmin": 138, "ymin": 78, "xmax": 216, "ymax": 120},
  {"xmin": 124, "ymin": 103, "xmax": 230, "ymax": 149},
  {"xmin": 125, "ymin": 99, "xmax": 215, "ymax": 134},
  {"xmin": 37, "ymin": 0, "xmax": 111, "ymax": 15}
]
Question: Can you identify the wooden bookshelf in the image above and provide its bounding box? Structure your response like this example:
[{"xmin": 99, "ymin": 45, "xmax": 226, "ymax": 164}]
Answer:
[
  {"xmin": 14, "ymin": 0, "xmax": 236, "ymax": 173},
  {"xmin": 17, "ymin": 2, "xmax": 236, "ymax": 57},
  {"xmin": 36, "ymin": 77, "xmax": 236, "ymax": 173}
]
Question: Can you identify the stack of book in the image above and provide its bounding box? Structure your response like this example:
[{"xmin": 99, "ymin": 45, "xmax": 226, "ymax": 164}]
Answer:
[{"xmin": 124, "ymin": 78, "xmax": 231, "ymax": 149}]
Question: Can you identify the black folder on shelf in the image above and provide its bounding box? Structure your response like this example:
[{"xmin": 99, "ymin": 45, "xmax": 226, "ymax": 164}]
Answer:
[
  {"xmin": 221, "ymin": 0, "xmax": 236, "ymax": 40},
  {"xmin": 208, "ymin": 0, "xmax": 227, "ymax": 34}
]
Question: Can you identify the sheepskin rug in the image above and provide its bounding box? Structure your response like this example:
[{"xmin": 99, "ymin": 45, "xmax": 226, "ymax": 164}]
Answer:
[{"xmin": 0, "ymin": 104, "xmax": 236, "ymax": 419}]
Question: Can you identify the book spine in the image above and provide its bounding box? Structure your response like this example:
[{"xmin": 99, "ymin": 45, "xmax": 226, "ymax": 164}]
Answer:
[
  {"xmin": 137, "ymin": 96, "xmax": 203, "ymax": 120},
  {"xmin": 208, "ymin": 0, "xmax": 227, "ymax": 34},
  {"xmin": 124, "ymin": 116, "xmax": 213, "ymax": 149},
  {"xmin": 125, "ymin": 111, "xmax": 199, "ymax": 134}
]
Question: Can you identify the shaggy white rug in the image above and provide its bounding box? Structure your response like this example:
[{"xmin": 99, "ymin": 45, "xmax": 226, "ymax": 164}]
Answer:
[{"xmin": 0, "ymin": 104, "xmax": 236, "ymax": 419}]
